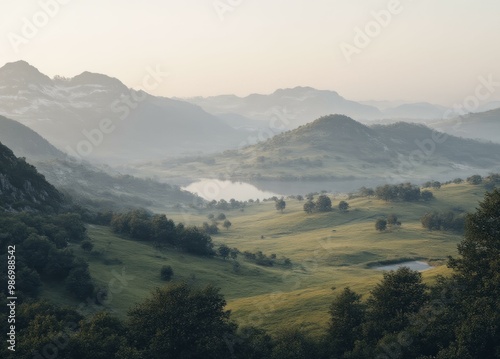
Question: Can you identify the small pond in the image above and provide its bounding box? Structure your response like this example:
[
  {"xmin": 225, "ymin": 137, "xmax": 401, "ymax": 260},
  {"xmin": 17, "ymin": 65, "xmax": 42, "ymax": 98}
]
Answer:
[{"xmin": 373, "ymin": 261, "xmax": 433, "ymax": 272}]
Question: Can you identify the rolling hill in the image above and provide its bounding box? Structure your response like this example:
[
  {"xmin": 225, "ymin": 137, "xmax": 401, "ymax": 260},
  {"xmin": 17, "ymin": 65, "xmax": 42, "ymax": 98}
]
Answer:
[
  {"xmin": 147, "ymin": 114, "xmax": 500, "ymax": 182},
  {"xmin": 428, "ymin": 108, "xmax": 500, "ymax": 143}
]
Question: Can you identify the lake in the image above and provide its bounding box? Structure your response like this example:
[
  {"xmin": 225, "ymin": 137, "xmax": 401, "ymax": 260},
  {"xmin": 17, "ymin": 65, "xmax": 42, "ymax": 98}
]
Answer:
[
  {"xmin": 182, "ymin": 178, "xmax": 391, "ymax": 201},
  {"xmin": 182, "ymin": 179, "xmax": 281, "ymax": 201}
]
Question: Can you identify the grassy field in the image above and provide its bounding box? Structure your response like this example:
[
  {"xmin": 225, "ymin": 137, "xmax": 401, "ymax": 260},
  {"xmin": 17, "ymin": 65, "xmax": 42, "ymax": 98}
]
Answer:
[{"xmin": 42, "ymin": 182, "xmax": 486, "ymax": 336}]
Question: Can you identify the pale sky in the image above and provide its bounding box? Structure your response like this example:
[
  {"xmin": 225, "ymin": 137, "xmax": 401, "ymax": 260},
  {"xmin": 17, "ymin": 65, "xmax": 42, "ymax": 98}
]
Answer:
[{"xmin": 1, "ymin": 0, "xmax": 500, "ymax": 105}]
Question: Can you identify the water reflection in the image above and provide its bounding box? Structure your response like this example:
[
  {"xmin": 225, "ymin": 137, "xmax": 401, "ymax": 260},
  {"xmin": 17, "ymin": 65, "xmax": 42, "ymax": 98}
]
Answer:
[{"xmin": 182, "ymin": 179, "xmax": 282, "ymax": 201}]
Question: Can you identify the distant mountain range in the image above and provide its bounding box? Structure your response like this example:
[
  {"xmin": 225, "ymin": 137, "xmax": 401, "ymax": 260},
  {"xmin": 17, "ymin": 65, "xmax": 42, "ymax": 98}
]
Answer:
[
  {"xmin": 428, "ymin": 108, "xmax": 500, "ymax": 144},
  {"xmin": 153, "ymin": 114, "xmax": 500, "ymax": 182},
  {"xmin": 183, "ymin": 87, "xmax": 467, "ymax": 128},
  {"xmin": 0, "ymin": 61, "xmax": 247, "ymax": 163}
]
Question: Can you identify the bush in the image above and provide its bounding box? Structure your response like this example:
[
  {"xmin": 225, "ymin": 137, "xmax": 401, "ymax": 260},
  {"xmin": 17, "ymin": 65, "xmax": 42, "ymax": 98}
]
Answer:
[
  {"xmin": 467, "ymin": 175, "xmax": 483, "ymax": 185},
  {"xmin": 316, "ymin": 195, "xmax": 332, "ymax": 212},
  {"xmin": 420, "ymin": 190, "xmax": 434, "ymax": 201},
  {"xmin": 160, "ymin": 265, "xmax": 174, "ymax": 281},
  {"xmin": 80, "ymin": 240, "xmax": 94, "ymax": 252},
  {"xmin": 375, "ymin": 219, "xmax": 387, "ymax": 232},
  {"xmin": 338, "ymin": 201, "xmax": 349, "ymax": 212},
  {"xmin": 420, "ymin": 211, "xmax": 465, "ymax": 232}
]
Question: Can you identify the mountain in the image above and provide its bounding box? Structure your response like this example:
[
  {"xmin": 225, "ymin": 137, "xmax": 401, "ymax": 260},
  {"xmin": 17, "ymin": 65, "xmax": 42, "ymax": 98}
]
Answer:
[
  {"xmin": 184, "ymin": 88, "xmax": 456, "ymax": 131},
  {"xmin": 0, "ymin": 115, "xmax": 65, "ymax": 160},
  {"xmin": 428, "ymin": 108, "xmax": 500, "ymax": 143},
  {"xmin": 151, "ymin": 114, "xmax": 500, "ymax": 182},
  {"xmin": 184, "ymin": 87, "xmax": 383, "ymax": 129},
  {"xmin": 0, "ymin": 61, "xmax": 246, "ymax": 163},
  {"xmin": 0, "ymin": 114, "xmax": 202, "ymax": 211},
  {"xmin": 0, "ymin": 141, "xmax": 63, "ymax": 212}
]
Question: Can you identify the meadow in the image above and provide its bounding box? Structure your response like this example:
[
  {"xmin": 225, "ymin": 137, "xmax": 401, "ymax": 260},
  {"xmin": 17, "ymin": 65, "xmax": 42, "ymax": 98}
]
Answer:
[{"xmin": 43, "ymin": 182, "xmax": 485, "ymax": 336}]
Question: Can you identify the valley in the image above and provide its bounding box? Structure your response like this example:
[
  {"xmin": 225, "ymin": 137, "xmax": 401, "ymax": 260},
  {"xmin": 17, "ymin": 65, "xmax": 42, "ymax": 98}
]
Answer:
[{"xmin": 40, "ymin": 180, "xmax": 486, "ymax": 336}]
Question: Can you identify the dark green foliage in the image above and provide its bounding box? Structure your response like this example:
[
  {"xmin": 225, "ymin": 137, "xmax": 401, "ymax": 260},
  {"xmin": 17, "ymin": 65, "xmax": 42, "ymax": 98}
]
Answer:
[
  {"xmin": 65, "ymin": 265, "xmax": 94, "ymax": 300},
  {"xmin": 110, "ymin": 210, "xmax": 214, "ymax": 256},
  {"xmin": 315, "ymin": 194, "xmax": 332, "ymax": 212},
  {"xmin": 375, "ymin": 183, "xmax": 421, "ymax": 202},
  {"xmin": 303, "ymin": 200, "xmax": 315, "ymax": 213},
  {"xmin": 203, "ymin": 221, "xmax": 219, "ymax": 234},
  {"xmin": 179, "ymin": 226, "xmax": 214, "ymax": 256},
  {"xmin": 421, "ymin": 211, "xmax": 465, "ymax": 232},
  {"xmin": 275, "ymin": 197, "xmax": 286, "ymax": 213},
  {"xmin": 127, "ymin": 282, "xmax": 237, "ymax": 359},
  {"xmin": 223, "ymin": 219, "xmax": 232, "ymax": 230},
  {"xmin": 421, "ymin": 189, "xmax": 434, "ymax": 201},
  {"xmin": 326, "ymin": 287, "xmax": 365, "ymax": 358},
  {"xmin": 0, "ymin": 211, "xmax": 91, "ymax": 300},
  {"xmin": 271, "ymin": 328, "xmax": 318, "ymax": 359},
  {"xmin": 338, "ymin": 200, "xmax": 349, "ymax": 212},
  {"xmin": 366, "ymin": 267, "xmax": 428, "ymax": 335},
  {"xmin": 218, "ymin": 244, "xmax": 231, "ymax": 260},
  {"xmin": 0, "ymin": 141, "xmax": 64, "ymax": 213},
  {"xmin": 80, "ymin": 240, "xmax": 94, "ymax": 252},
  {"xmin": 70, "ymin": 311, "xmax": 129, "ymax": 359},
  {"xmin": 423, "ymin": 180, "xmax": 441, "ymax": 189},
  {"xmin": 466, "ymin": 174, "xmax": 483, "ymax": 185},
  {"xmin": 217, "ymin": 212, "xmax": 227, "ymax": 220},
  {"xmin": 160, "ymin": 265, "xmax": 174, "ymax": 281},
  {"xmin": 375, "ymin": 218, "xmax": 387, "ymax": 231}
]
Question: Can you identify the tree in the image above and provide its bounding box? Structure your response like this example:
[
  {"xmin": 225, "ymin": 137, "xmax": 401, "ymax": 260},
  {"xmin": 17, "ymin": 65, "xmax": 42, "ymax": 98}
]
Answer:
[
  {"xmin": 316, "ymin": 195, "xmax": 332, "ymax": 212},
  {"xmin": 65, "ymin": 266, "xmax": 94, "ymax": 300},
  {"xmin": 218, "ymin": 244, "xmax": 230, "ymax": 260},
  {"xmin": 303, "ymin": 200, "xmax": 315, "ymax": 214},
  {"xmin": 217, "ymin": 213, "xmax": 226, "ymax": 221},
  {"xmin": 338, "ymin": 200, "xmax": 349, "ymax": 212},
  {"xmin": 275, "ymin": 198, "xmax": 286, "ymax": 213},
  {"xmin": 375, "ymin": 219, "xmax": 387, "ymax": 232},
  {"xmin": 127, "ymin": 282, "xmax": 237, "ymax": 358},
  {"xmin": 80, "ymin": 240, "xmax": 93, "ymax": 252},
  {"xmin": 223, "ymin": 219, "xmax": 232, "ymax": 230},
  {"xmin": 466, "ymin": 174, "xmax": 483, "ymax": 185},
  {"xmin": 297, "ymin": 195, "xmax": 304, "ymax": 201},
  {"xmin": 366, "ymin": 267, "xmax": 428, "ymax": 335},
  {"xmin": 327, "ymin": 287, "xmax": 365, "ymax": 358},
  {"xmin": 160, "ymin": 265, "xmax": 174, "ymax": 281},
  {"xmin": 421, "ymin": 190, "xmax": 434, "ymax": 201},
  {"xmin": 178, "ymin": 226, "xmax": 214, "ymax": 256},
  {"xmin": 449, "ymin": 189, "xmax": 500, "ymax": 290}
]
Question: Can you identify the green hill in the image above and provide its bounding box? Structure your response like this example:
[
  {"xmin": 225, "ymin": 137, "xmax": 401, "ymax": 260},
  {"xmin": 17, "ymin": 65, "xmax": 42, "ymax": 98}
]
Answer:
[
  {"xmin": 0, "ymin": 141, "xmax": 63, "ymax": 212},
  {"xmin": 150, "ymin": 114, "xmax": 500, "ymax": 182}
]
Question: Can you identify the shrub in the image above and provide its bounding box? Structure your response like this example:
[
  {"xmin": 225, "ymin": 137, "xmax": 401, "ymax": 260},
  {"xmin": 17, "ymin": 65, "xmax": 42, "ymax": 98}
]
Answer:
[{"xmin": 160, "ymin": 265, "xmax": 174, "ymax": 281}]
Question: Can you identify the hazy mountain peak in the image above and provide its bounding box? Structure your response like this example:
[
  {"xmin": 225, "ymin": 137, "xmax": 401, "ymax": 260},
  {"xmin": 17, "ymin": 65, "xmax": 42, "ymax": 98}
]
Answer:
[
  {"xmin": 70, "ymin": 71, "xmax": 127, "ymax": 90},
  {"xmin": 0, "ymin": 60, "xmax": 52, "ymax": 85}
]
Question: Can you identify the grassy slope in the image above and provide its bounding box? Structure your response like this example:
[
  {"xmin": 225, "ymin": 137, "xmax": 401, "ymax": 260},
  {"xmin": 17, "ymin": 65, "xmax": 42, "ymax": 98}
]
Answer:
[{"xmin": 42, "ymin": 182, "xmax": 485, "ymax": 336}]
